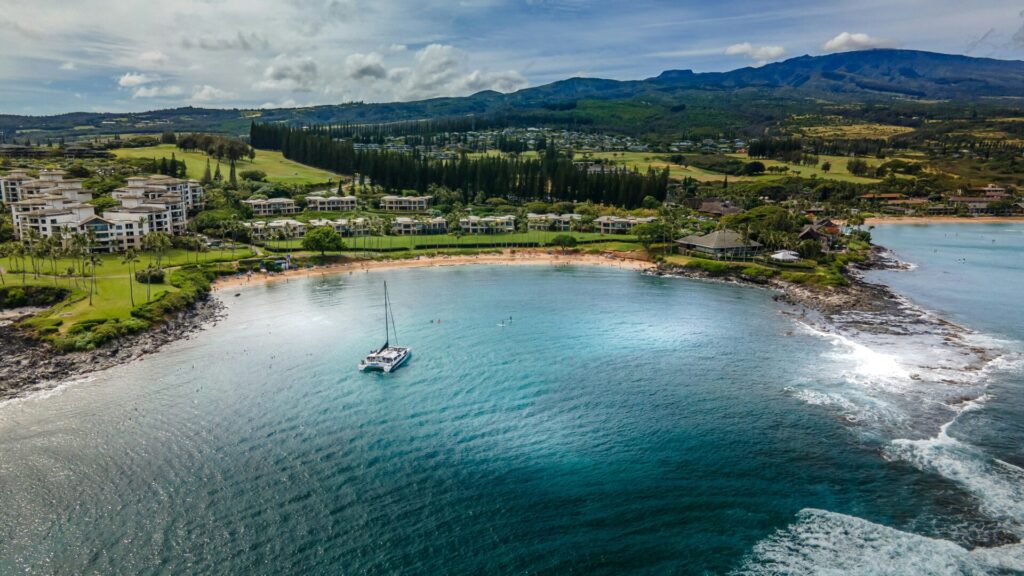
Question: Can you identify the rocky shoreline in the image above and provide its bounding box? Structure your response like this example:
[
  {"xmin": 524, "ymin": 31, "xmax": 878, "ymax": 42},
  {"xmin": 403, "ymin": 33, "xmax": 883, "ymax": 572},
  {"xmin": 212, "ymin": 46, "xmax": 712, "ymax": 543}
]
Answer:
[
  {"xmin": 0, "ymin": 295, "xmax": 225, "ymax": 402},
  {"xmin": 653, "ymin": 247, "xmax": 917, "ymax": 329}
]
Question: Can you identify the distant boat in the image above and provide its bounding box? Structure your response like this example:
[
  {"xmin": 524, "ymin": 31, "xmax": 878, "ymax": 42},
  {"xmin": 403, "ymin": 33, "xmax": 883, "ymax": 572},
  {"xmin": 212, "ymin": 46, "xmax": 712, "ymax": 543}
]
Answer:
[{"xmin": 359, "ymin": 281, "xmax": 411, "ymax": 373}]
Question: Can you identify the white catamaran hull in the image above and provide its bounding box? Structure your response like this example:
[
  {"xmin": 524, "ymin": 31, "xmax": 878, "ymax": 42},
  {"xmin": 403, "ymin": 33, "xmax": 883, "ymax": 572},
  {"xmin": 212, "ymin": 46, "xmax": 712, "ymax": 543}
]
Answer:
[{"xmin": 358, "ymin": 347, "xmax": 411, "ymax": 373}]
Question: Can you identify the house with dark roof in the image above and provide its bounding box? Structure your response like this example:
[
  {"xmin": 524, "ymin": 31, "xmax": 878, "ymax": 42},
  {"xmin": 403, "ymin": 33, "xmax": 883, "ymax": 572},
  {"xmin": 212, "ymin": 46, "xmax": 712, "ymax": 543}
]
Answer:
[{"xmin": 675, "ymin": 229, "xmax": 762, "ymax": 259}]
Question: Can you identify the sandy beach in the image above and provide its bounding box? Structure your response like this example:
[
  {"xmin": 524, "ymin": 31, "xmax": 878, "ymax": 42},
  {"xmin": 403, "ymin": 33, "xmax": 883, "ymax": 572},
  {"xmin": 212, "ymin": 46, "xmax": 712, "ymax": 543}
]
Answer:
[
  {"xmin": 213, "ymin": 250, "xmax": 655, "ymax": 291},
  {"xmin": 865, "ymin": 215, "xmax": 1024, "ymax": 225}
]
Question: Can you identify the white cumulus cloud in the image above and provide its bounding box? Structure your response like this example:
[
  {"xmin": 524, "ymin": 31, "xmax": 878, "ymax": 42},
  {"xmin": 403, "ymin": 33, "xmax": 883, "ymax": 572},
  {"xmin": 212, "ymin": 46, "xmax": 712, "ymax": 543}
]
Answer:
[
  {"xmin": 822, "ymin": 32, "xmax": 899, "ymax": 52},
  {"xmin": 117, "ymin": 72, "xmax": 159, "ymax": 87},
  {"xmin": 132, "ymin": 84, "xmax": 183, "ymax": 98},
  {"xmin": 725, "ymin": 43, "xmax": 786, "ymax": 65},
  {"xmin": 191, "ymin": 85, "xmax": 234, "ymax": 102}
]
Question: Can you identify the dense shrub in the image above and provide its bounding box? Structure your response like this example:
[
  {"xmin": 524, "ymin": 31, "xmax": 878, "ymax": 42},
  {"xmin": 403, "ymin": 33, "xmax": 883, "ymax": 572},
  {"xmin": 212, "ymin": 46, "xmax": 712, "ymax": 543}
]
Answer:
[
  {"xmin": 135, "ymin": 267, "xmax": 165, "ymax": 284},
  {"xmin": 0, "ymin": 286, "xmax": 69, "ymax": 309}
]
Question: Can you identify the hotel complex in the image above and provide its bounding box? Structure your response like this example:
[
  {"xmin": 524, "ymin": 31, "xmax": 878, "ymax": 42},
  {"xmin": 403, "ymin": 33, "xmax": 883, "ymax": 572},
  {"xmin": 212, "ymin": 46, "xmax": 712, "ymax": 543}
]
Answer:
[{"xmin": 1, "ymin": 170, "xmax": 204, "ymax": 252}]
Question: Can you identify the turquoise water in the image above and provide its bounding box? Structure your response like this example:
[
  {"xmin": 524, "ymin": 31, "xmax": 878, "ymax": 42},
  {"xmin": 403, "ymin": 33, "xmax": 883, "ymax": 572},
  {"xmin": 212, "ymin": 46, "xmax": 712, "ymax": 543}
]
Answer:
[{"xmin": 0, "ymin": 229, "xmax": 1022, "ymax": 574}]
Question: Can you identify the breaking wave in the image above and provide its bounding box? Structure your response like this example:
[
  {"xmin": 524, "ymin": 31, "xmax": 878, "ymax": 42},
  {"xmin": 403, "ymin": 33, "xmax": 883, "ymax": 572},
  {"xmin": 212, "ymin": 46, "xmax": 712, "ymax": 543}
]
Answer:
[{"xmin": 733, "ymin": 509, "xmax": 1024, "ymax": 575}]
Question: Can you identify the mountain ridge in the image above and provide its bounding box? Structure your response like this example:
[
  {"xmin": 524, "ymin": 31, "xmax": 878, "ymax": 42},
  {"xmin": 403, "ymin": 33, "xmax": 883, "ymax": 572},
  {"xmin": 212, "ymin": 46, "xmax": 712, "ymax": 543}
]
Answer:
[{"xmin": 4, "ymin": 49, "xmax": 1024, "ymax": 137}]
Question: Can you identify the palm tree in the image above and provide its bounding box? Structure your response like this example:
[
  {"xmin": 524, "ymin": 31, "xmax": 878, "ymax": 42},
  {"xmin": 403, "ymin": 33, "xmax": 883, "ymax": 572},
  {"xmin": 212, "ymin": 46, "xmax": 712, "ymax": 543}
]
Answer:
[
  {"xmin": 10, "ymin": 242, "xmax": 27, "ymax": 285},
  {"xmin": 87, "ymin": 252, "xmax": 102, "ymax": 306},
  {"xmin": 0, "ymin": 242, "xmax": 11, "ymax": 285},
  {"xmin": 122, "ymin": 249, "xmax": 139, "ymax": 307}
]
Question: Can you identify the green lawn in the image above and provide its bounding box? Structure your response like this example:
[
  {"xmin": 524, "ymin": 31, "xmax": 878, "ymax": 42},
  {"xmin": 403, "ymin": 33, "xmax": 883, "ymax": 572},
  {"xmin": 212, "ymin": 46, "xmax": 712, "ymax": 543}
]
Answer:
[
  {"xmin": 584, "ymin": 151, "xmax": 889, "ymax": 184},
  {"xmin": 261, "ymin": 232, "xmax": 637, "ymax": 252},
  {"xmin": 1, "ymin": 248, "xmax": 253, "ymax": 278},
  {"xmin": 111, "ymin": 144, "xmax": 343, "ymax": 185},
  {"xmin": 0, "ymin": 247, "xmax": 253, "ymax": 330}
]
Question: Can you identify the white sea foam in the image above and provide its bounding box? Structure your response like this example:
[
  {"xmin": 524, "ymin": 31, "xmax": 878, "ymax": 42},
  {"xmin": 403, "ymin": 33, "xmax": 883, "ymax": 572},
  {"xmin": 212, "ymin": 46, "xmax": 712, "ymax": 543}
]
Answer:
[
  {"xmin": 885, "ymin": 418, "xmax": 1024, "ymax": 538},
  {"xmin": 0, "ymin": 374, "xmax": 93, "ymax": 417},
  {"xmin": 732, "ymin": 508, "xmax": 1024, "ymax": 575},
  {"xmin": 789, "ymin": 290, "xmax": 1024, "ymax": 543}
]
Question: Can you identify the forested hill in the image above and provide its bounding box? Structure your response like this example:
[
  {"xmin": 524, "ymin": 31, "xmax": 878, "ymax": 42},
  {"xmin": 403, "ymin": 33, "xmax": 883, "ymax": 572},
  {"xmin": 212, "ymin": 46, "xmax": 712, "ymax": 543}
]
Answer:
[{"xmin": 4, "ymin": 49, "xmax": 1024, "ymax": 139}]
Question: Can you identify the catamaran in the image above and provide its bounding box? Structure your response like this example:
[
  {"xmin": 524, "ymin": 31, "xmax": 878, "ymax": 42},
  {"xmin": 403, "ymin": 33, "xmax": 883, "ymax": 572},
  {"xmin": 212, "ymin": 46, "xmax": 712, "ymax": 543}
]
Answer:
[{"xmin": 358, "ymin": 281, "xmax": 411, "ymax": 373}]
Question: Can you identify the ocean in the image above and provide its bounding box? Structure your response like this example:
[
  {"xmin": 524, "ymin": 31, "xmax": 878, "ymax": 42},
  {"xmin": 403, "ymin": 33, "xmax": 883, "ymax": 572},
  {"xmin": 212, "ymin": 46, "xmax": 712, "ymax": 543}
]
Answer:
[{"xmin": 0, "ymin": 224, "xmax": 1022, "ymax": 575}]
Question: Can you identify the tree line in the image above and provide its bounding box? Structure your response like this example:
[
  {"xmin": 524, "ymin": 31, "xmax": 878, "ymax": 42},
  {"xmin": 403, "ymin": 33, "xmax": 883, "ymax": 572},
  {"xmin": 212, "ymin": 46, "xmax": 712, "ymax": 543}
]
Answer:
[{"xmin": 250, "ymin": 123, "xmax": 669, "ymax": 208}]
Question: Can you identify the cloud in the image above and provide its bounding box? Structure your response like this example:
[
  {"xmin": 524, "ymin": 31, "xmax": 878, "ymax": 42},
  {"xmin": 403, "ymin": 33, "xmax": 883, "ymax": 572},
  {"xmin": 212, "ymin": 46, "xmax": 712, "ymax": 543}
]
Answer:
[
  {"xmin": 394, "ymin": 44, "xmax": 527, "ymax": 99},
  {"xmin": 345, "ymin": 52, "xmax": 387, "ymax": 79},
  {"xmin": 191, "ymin": 85, "xmax": 234, "ymax": 102},
  {"xmin": 138, "ymin": 51, "xmax": 169, "ymax": 66},
  {"xmin": 59, "ymin": 61, "xmax": 76, "ymax": 71},
  {"xmin": 459, "ymin": 69, "xmax": 527, "ymax": 94},
  {"xmin": 821, "ymin": 32, "xmax": 898, "ymax": 52},
  {"xmin": 117, "ymin": 72, "xmax": 159, "ymax": 87},
  {"xmin": 132, "ymin": 84, "xmax": 184, "ymax": 98},
  {"xmin": 182, "ymin": 32, "xmax": 270, "ymax": 52},
  {"xmin": 255, "ymin": 55, "xmax": 318, "ymax": 91},
  {"xmin": 725, "ymin": 42, "xmax": 786, "ymax": 65}
]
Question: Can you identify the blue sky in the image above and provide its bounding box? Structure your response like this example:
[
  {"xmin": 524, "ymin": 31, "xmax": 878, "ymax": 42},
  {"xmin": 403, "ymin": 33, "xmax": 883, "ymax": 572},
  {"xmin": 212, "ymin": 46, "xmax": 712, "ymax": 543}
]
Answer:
[{"xmin": 2, "ymin": 0, "xmax": 1023, "ymax": 115}]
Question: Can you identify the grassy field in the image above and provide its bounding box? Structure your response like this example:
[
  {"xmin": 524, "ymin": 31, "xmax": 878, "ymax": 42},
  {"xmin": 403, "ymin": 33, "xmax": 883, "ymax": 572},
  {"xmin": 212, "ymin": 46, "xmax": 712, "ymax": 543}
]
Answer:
[
  {"xmin": 262, "ymin": 231, "xmax": 637, "ymax": 252},
  {"xmin": 586, "ymin": 151, "xmax": 887, "ymax": 183},
  {"xmin": 111, "ymin": 144, "xmax": 342, "ymax": 185},
  {"xmin": 724, "ymin": 153, "xmax": 891, "ymax": 183},
  {"xmin": 1, "ymin": 247, "xmax": 253, "ymax": 329}
]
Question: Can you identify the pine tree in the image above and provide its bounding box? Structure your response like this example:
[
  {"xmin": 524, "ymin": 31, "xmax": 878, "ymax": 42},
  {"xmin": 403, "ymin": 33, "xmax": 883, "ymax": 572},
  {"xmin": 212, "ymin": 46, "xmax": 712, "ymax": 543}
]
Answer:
[
  {"xmin": 202, "ymin": 159, "xmax": 212, "ymax": 184},
  {"xmin": 214, "ymin": 161, "xmax": 222, "ymax": 181},
  {"xmin": 228, "ymin": 159, "xmax": 237, "ymax": 186}
]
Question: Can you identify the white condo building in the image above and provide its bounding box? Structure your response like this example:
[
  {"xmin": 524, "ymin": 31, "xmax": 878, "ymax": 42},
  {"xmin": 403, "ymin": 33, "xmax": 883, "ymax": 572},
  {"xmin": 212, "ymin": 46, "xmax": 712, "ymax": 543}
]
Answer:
[{"xmin": 4, "ymin": 170, "xmax": 198, "ymax": 252}]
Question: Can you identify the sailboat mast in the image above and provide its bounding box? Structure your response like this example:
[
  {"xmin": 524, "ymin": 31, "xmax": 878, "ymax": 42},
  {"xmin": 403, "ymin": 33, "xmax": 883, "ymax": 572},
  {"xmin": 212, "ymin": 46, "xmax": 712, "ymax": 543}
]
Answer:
[{"xmin": 384, "ymin": 281, "xmax": 390, "ymax": 347}]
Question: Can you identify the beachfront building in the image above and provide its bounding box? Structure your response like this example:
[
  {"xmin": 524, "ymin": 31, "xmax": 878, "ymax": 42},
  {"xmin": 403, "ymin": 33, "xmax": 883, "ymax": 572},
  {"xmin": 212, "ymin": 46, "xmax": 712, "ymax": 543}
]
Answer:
[
  {"xmin": 114, "ymin": 175, "xmax": 205, "ymax": 212},
  {"xmin": 306, "ymin": 195, "xmax": 358, "ymax": 212},
  {"xmin": 381, "ymin": 195, "xmax": 433, "ymax": 211},
  {"xmin": 675, "ymin": 229, "xmax": 763, "ymax": 259},
  {"xmin": 243, "ymin": 197, "xmax": 300, "ymax": 216},
  {"xmin": 0, "ymin": 170, "xmax": 34, "ymax": 204},
  {"xmin": 6, "ymin": 170, "xmax": 198, "ymax": 251},
  {"xmin": 392, "ymin": 216, "xmax": 448, "ymax": 235},
  {"xmin": 307, "ymin": 217, "xmax": 369, "ymax": 237},
  {"xmin": 459, "ymin": 215, "xmax": 516, "ymax": 234},
  {"xmin": 526, "ymin": 213, "xmax": 580, "ymax": 231},
  {"xmin": 797, "ymin": 219, "xmax": 840, "ymax": 252},
  {"xmin": 594, "ymin": 215, "xmax": 656, "ymax": 234},
  {"xmin": 244, "ymin": 219, "xmax": 307, "ymax": 241}
]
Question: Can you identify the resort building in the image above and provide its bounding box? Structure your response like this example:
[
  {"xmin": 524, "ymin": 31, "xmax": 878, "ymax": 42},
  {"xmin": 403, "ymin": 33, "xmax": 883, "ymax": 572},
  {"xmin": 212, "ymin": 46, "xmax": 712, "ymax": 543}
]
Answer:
[
  {"xmin": 6, "ymin": 170, "xmax": 197, "ymax": 251},
  {"xmin": 114, "ymin": 175, "xmax": 205, "ymax": 211},
  {"xmin": 675, "ymin": 229, "xmax": 763, "ymax": 259},
  {"xmin": 242, "ymin": 197, "xmax": 300, "ymax": 216},
  {"xmin": 459, "ymin": 215, "xmax": 516, "ymax": 234},
  {"xmin": 797, "ymin": 219, "xmax": 840, "ymax": 252},
  {"xmin": 594, "ymin": 215, "xmax": 657, "ymax": 234},
  {"xmin": 307, "ymin": 217, "xmax": 369, "ymax": 237},
  {"xmin": 0, "ymin": 170, "xmax": 34, "ymax": 204},
  {"xmin": 380, "ymin": 195, "xmax": 433, "ymax": 211},
  {"xmin": 392, "ymin": 216, "xmax": 448, "ymax": 235},
  {"xmin": 526, "ymin": 213, "xmax": 580, "ymax": 231},
  {"xmin": 306, "ymin": 195, "xmax": 358, "ymax": 212},
  {"xmin": 244, "ymin": 219, "xmax": 307, "ymax": 241}
]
